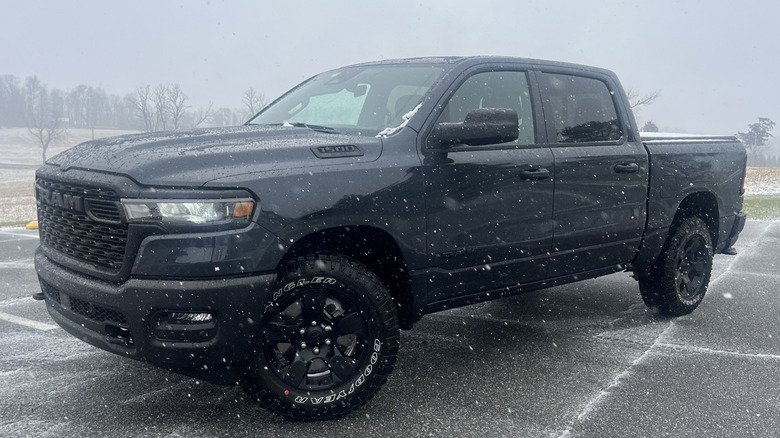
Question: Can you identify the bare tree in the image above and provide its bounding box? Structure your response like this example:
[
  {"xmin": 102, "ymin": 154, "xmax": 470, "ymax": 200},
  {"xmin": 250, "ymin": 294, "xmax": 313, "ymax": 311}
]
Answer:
[
  {"xmin": 25, "ymin": 76, "xmax": 67, "ymax": 162},
  {"xmin": 134, "ymin": 84, "xmax": 155, "ymax": 131},
  {"xmin": 66, "ymin": 85, "xmax": 88, "ymax": 128},
  {"xmin": 153, "ymin": 84, "xmax": 169, "ymax": 131},
  {"xmin": 0, "ymin": 75, "xmax": 26, "ymax": 127},
  {"xmin": 167, "ymin": 84, "xmax": 188, "ymax": 130},
  {"xmin": 626, "ymin": 88, "xmax": 661, "ymax": 110},
  {"xmin": 192, "ymin": 102, "xmax": 214, "ymax": 128},
  {"xmin": 242, "ymin": 87, "xmax": 267, "ymax": 119}
]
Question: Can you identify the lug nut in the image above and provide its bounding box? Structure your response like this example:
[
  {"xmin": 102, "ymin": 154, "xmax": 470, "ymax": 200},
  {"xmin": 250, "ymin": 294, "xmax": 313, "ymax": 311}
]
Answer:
[
  {"xmin": 313, "ymin": 347, "xmax": 320, "ymax": 354},
  {"xmin": 324, "ymin": 339, "xmax": 332, "ymax": 346},
  {"xmin": 300, "ymin": 342, "xmax": 307, "ymax": 349},
  {"xmin": 324, "ymin": 325, "xmax": 332, "ymax": 332},
  {"xmin": 299, "ymin": 328, "xmax": 306, "ymax": 335}
]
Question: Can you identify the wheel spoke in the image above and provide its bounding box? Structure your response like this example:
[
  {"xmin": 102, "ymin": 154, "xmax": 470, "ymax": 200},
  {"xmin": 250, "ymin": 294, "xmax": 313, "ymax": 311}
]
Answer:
[
  {"xmin": 338, "ymin": 311, "xmax": 367, "ymax": 336},
  {"xmin": 685, "ymin": 239, "xmax": 701, "ymax": 259},
  {"xmin": 284, "ymin": 357, "xmax": 308, "ymax": 387},
  {"xmin": 679, "ymin": 275, "xmax": 692, "ymax": 297},
  {"xmin": 265, "ymin": 320, "xmax": 298, "ymax": 342},
  {"xmin": 329, "ymin": 355, "xmax": 357, "ymax": 382}
]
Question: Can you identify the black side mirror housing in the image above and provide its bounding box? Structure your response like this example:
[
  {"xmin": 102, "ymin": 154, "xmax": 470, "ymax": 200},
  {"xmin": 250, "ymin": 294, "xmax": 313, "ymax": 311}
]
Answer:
[{"xmin": 434, "ymin": 108, "xmax": 519, "ymax": 147}]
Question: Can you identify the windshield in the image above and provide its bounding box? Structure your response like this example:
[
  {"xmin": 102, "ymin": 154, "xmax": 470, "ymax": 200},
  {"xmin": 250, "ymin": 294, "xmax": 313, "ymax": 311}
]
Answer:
[{"xmin": 247, "ymin": 65, "xmax": 444, "ymax": 134}]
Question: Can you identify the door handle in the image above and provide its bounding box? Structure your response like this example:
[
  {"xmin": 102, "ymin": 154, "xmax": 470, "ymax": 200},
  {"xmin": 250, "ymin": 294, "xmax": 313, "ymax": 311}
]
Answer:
[
  {"xmin": 614, "ymin": 162, "xmax": 639, "ymax": 174},
  {"xmin": 519, "ymin": 167, "xmax": 551, "ymax": 180}
]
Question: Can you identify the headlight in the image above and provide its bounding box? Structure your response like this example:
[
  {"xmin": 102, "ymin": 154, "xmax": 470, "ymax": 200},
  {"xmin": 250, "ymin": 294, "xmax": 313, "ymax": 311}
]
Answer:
[{"xmin": 122, "ymin": 198, "xmax": 255, "ymax": 228}]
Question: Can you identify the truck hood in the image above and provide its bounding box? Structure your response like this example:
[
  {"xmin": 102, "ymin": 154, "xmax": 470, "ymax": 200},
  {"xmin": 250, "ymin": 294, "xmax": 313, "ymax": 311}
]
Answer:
[{"xmin": 47, "ymin": 125, "xmax": 383, "ymax": 186}]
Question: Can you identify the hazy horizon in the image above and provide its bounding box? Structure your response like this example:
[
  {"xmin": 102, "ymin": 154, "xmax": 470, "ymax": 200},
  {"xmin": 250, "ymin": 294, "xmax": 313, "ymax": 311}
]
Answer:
[{"xmin": 3, "ymin": 0, "xmax": 779, "ymax": 135}]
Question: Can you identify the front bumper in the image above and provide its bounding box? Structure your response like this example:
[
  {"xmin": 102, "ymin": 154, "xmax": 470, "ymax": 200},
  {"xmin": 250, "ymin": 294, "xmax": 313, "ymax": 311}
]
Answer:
[{"xmin": 36, "ymin": 249, "xmax": 275, "ymax": 384}]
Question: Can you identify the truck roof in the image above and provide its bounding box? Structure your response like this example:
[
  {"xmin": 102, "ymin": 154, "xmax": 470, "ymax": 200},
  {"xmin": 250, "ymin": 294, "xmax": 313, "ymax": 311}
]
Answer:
[{"xmin": 346, "ymin": 56, "xmax": 617, "ymax": 77}]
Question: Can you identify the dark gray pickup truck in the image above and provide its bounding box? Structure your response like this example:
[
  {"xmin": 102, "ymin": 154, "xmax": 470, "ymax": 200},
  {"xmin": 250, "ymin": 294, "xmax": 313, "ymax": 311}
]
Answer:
[{"xmin": 34, "ymin": 56, "xmax": 746, "ymax": 419}]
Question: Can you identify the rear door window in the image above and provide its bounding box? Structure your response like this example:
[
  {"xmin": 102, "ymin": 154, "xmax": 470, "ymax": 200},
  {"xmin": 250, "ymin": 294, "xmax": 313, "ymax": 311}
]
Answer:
[{"xmin": 538, "ymin": 73, "xmax": 623, "ymax": 143}]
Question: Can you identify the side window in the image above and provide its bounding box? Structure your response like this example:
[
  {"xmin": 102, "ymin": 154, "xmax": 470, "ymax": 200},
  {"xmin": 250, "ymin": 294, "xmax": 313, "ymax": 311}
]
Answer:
[
  {"xmin": 538, "ymin": 73, "xmax": 623, "ymax": 143},
  {"xmin": 439, "ymin": 71, "xmax": 535, "ymax": 145}
]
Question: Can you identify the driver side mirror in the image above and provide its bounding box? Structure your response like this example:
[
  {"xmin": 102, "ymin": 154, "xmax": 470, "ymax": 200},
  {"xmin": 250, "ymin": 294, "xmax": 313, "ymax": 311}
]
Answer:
[{"xmin": 433, "ymin": 108, "xmax": 519, "ymax": 147}]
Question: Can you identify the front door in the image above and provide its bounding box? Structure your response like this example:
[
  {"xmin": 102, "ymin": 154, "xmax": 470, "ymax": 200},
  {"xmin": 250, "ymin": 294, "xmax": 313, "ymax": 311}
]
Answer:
[{"xmin": 421, "ymin": 70, "xmax": 555, "ymax": 305}]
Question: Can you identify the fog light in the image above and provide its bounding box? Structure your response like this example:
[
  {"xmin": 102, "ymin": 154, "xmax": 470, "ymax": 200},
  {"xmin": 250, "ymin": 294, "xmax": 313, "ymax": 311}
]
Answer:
[
  {"xmin": 152, "ymin": 311, "xmax": 217, "ymax": 342},
  {"xmin": 169, "ymin": 312, "xmax": 214, "ymax": 323}
]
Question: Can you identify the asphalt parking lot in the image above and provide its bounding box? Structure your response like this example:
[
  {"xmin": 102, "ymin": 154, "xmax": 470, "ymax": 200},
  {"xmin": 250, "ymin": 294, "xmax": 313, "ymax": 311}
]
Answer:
[{"xmin": 1, "ymin": 221, "xmax": 779, "ymax": 437}]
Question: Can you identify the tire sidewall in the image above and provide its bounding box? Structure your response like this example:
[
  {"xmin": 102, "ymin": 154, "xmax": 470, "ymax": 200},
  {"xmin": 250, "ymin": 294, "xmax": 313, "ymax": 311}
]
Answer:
[
  {"xmin": 662, "ymin": 218, "xmax": 713, "ymax": 312},
  {"xmin": 247, "ymin": 256, "xmax": 398, "ymax": 417}
]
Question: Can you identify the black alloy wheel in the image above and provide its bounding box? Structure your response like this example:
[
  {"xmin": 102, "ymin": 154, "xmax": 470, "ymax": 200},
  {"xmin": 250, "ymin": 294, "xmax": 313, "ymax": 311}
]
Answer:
[
  {"xmin": 263, "ymin": 287, "xmax": 371, "ymax": 392},
  {"xmin": 243, "ymin": 254, "xmax": 399, "ymax": 420},
  {"xmin": 673, "ymin": 234, "xmax": 710, "ymax": 303},
  {"xmin": 638, "ymin": 217, "xmax": 714, "ymax": 316}
]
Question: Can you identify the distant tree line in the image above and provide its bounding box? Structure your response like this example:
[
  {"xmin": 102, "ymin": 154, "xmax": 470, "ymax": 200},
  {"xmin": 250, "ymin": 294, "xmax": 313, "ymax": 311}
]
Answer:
[
  {"xmin": 738, "ymin": 117, "xmax": 776, "ymax": 167},
  {"xmin": 0, "ymin": 74, "xmax": 268, "ymax": 161},
  {"xmin": 749, "ymin": 152, "xmax": 780, "ymax": 167},
  {"xmin": 0, "ymin": 73, "xmax": 266, "ymax": 132}
]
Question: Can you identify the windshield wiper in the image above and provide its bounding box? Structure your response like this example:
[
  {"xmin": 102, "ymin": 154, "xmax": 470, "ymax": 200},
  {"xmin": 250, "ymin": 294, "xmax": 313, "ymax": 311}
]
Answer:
[{"xmin": 281, "ymin": 122, "xmax": 336, "ymax": 132}]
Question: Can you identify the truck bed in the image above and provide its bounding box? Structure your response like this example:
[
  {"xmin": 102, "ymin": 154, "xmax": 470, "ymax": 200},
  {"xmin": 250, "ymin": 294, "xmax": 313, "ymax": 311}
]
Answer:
[{"xmin": 635, "ymin": 131, "xmax": 746, "ymax": 267}]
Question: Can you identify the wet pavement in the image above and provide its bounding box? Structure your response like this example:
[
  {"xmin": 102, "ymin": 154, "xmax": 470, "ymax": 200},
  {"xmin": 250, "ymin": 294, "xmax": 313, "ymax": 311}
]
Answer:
[{"xmin": 1, "ymin": 221, "xmax": 778, "ymax": 437}]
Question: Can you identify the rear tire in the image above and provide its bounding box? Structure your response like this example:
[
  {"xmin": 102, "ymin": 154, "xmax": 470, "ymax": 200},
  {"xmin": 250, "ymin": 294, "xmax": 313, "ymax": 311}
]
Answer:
[
  {"xmin": 638, "ymin": 217, "xmax": 713, "ymax": 316},
  {"xmin": 242, "ymin": 254, "xmax": 399, "ymax": 420}
]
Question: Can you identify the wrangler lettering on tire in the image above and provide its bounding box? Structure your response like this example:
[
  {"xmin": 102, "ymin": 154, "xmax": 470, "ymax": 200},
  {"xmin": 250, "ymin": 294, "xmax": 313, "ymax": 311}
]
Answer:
[{"xmin": 242, "ymin": 254, "xmax": 399, "ymax": 420}]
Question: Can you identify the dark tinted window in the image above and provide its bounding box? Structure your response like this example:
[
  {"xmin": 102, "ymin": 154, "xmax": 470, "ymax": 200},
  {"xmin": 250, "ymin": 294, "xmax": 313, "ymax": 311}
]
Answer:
[
  {"xmin": 539, "ymin": 73, "xmax": 623, "ymax": 143},
  {"xmin": 439, "ymin": 71, "xmax": 535, "ymax": 145}
]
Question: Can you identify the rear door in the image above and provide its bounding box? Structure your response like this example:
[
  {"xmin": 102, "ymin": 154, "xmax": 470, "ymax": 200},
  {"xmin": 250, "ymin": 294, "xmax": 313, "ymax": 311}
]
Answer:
[
  {"xmin": 536, "ymin": 71, "xmax": 648, "ymax": 276},
  {"xmin": 421, "ymin": 68, "xmax": 555, "ymax": 304}
]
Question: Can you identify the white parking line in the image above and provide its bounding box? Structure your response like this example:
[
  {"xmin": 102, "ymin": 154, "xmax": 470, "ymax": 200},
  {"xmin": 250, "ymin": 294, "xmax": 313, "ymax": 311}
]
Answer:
[
  {"xmin": 0, "ymin": 310, "xmax": 59, "ymax": 331},
  {"xmin": 0, "ymin": 260, "xmax": 35, "ymax": 269},
  {"xmin": 0, "ymin": 231, "xmax": 40, "ymax": 240}
]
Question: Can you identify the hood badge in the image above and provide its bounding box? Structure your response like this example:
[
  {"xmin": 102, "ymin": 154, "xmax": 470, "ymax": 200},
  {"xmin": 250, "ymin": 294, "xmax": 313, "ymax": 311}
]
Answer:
[{"xmin": 310, "ymin": 145, "xmax": 364, "ymax": 159}]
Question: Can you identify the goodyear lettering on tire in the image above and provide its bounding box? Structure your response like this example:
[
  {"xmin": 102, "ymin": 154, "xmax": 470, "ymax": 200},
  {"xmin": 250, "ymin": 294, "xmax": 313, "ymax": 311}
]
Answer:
[{"xmin": 292, "ymin": 339, "xmax": 382, "ymax": 405}]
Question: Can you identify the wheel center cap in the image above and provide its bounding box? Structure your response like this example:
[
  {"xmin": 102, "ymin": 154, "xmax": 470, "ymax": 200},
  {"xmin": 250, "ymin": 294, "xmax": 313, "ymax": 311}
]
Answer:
[{"xmin": 306, "ymin": 328, "xmax": 324, "ymax": 344}]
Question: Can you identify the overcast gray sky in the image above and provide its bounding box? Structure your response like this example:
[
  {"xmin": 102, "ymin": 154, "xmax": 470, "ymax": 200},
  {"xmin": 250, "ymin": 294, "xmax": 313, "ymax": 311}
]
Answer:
[{"xmin": 3, "ymin": 0, "xmax": 778, "ymax": 135}]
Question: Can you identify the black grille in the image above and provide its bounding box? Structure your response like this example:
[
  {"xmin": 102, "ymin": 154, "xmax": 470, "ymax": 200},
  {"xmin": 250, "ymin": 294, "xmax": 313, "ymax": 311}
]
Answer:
[
  {"xmin": 86, "ymin": 199, "xmax": 123, "ymax": 222},
  {"xmin": 70, "ymin": 296, "xmax": 128, "ymax": 325},
  {"xmin": 41, "ymin": 281, "xmax": 133, "ymax": 346},
  {"xmin": 36, "ymin": 178, "xmax": 119, "ymax": 199},
  {"xmin": 41, "ymin": 281, "xmax": 61, "ymax": 304},
  {"xmin": 37, "ymin": 178, "xmax": 128, "ymax": 272}
]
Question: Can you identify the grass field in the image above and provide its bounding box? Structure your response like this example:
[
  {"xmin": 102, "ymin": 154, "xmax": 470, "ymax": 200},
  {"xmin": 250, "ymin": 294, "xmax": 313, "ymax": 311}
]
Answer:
[
  {"xmin": 0, "ymin": 128, "xmax": 138, "ymax": 225},
  {"xmin": 743, "ymin": 195, "xmax": 780, "ymax": 221},
  {"xmin": 0, "ymin": 128, "xmax": 779, "ymax": 225}
]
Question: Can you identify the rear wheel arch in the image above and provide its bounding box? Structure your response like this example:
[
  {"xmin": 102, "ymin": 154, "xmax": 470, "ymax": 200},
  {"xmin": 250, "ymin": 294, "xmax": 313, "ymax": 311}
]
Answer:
[{"xmin": 670, "ymin": 191, "xmax": 719, "ymax": 247}]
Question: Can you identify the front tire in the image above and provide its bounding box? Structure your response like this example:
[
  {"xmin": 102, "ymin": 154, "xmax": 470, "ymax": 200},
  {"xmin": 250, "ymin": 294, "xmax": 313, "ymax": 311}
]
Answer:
[
  {"xmin": 243, "ymin": 254, "xmax": 399, "ymax": 420},
  {"xmin": 639, "ymin": 217, "xmax": 714, "ymax": 316}
]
